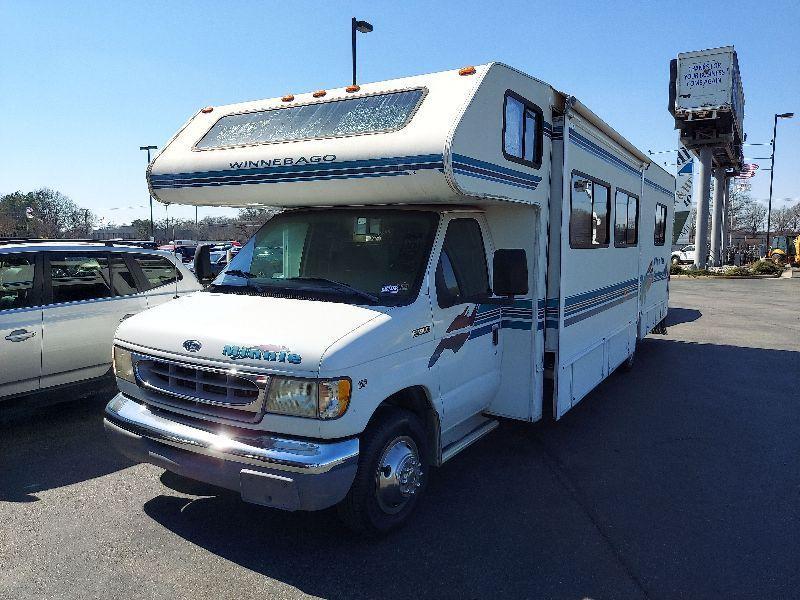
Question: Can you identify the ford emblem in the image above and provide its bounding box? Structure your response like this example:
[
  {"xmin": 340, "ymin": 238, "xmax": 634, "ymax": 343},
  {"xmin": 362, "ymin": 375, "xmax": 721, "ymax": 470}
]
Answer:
[{"xmin": 183, "ymin": 340, "xmax": 202, "ymax": 352}]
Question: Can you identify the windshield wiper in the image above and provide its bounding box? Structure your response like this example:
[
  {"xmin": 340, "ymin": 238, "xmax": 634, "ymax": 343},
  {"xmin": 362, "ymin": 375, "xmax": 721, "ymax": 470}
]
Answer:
[
  {"xmin": 288, "ymin": 277, "xmax": 380, "ymax": 304},
  {"xmin": 224, "ymin": 269, "xmax": 256, "ymax": 279}
]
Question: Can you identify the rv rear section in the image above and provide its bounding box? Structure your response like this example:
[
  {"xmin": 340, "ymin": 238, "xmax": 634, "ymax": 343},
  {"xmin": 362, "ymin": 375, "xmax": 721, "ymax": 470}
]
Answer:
[{"xmin": 105, "ymin": 63, "xmax": 674, "ymax": 534}]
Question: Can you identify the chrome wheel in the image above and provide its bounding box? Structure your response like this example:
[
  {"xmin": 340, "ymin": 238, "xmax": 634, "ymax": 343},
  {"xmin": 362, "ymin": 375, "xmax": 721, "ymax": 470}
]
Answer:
[{"xmin": 375, "ymin": 436, "xmax": 422, "ymax": 515}]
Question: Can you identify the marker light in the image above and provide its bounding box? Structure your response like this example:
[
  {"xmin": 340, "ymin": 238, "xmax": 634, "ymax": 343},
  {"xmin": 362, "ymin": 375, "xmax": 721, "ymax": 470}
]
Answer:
[
  {"xmin": 459, "ymin": 66, "xmax": 476, "ymax": 76},
  {"xmin": 313, "ymin": 90, "xmax": 327, "ymax": 98},
  {"xmin": 201, "ymin": 106, "xmax": 214, "ymax": 113},
  {"xmin": 346, "ymin": 85, "xmax": 361, "ymax": 93},
  {"xmin": 281, "ymin": 94, "xmax": 295, "ymax": 102},
  {"xmin": 113, "ymin": 346, "xmax": 135, "ymax": 383}
]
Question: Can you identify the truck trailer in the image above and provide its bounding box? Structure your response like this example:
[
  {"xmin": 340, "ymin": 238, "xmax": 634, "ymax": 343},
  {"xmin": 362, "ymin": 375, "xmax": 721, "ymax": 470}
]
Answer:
[{"xmin": 105, "ymin": 63, "xmax": 675, "ymax": 534}]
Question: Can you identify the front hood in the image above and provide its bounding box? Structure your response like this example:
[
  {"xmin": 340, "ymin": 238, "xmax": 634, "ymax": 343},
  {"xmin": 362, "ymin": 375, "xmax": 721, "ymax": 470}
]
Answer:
[{"xmin": 116, "ymin": 292, "xmax": 386, "ymax": 373}]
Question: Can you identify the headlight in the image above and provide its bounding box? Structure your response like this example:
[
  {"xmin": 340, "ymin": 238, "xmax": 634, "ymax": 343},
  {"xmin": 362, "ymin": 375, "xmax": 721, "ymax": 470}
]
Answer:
[
  {"xmin": 266, "ymin": 377, "xmax": 351, "ymax": 420},
  {"xmin": 113, "ymin": 346, "xmax": 135, "ymax": 383}
]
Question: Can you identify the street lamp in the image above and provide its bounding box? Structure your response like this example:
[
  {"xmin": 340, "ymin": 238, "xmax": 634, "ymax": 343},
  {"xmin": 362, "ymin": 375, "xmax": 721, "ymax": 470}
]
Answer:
[
  {"xmin": 139, "ymin": 145, "xmax": 158, "ymax": 241},
  {"xmin": 766, "ymin": 112, "xmax": 794, "ymax": 248},
  {"xmin": 351, "ymin": 17, "xmax": 373, "ymax": 86}
]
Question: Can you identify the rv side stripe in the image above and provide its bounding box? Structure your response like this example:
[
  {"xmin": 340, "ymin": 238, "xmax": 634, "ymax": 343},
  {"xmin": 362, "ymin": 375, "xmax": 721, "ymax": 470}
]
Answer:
[
  {"xmin": 568, "ymin": 130, "xmax": 674, "ymax": 199},
  {"xmin": 150, "ymin": 154, "xmax": 444, "ymax": 190}
]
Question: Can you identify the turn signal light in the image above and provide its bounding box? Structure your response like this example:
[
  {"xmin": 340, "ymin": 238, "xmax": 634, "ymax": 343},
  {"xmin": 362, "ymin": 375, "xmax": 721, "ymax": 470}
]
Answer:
[
  {"xmin": 281, "ymin": 94, "xmax": 295, "ymax": 102},
  {"xmin": 346, "ymin": 85, "xmax": 360, "ymax": 93},
  {"xmin": 459, "ymin": 66, "xmax": 476, "ymax": 76}
]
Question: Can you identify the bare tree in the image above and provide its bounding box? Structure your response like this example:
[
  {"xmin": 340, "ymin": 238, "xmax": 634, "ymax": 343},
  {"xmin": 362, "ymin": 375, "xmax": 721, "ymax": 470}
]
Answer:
[{"xmin": 0, "ymin": 188, "xmax": 95, "ymax": 238}]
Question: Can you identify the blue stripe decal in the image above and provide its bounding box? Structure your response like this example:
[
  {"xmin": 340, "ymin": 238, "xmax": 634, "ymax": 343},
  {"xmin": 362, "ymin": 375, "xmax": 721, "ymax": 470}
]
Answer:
[
  {"xmin": 569, "ymin": 130, "xmax": 641, "ymax": 178},
  {"xmin": 452, "ymin": 153, "xmax": 542, "ymax": 191},
  {"xmin": 150, "ymin": 154, "xmax": 444, "ymax": 190},
  {"xmin": 567, "ymin": 129, "xmax": 674, "ymax": 199},
  {"xmin": 644, "ymin": 178, "xmax": 675, "ymax": 198}
]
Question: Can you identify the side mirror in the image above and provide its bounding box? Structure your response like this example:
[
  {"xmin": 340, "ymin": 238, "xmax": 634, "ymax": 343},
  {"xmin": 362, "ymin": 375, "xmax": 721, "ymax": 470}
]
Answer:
[
  {"xmin": 493, "ymin": 249, "xmax": 528, "ymax": 297},
  {"xmin": 193, "ymin": 244, "xmax": 214, "ymax": 284}
]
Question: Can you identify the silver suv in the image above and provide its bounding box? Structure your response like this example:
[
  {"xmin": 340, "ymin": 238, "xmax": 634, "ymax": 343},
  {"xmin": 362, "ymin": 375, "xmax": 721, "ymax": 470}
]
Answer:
[{"xmin": 0, "ymin": 240, "xmax": 200, "ymax": 400}]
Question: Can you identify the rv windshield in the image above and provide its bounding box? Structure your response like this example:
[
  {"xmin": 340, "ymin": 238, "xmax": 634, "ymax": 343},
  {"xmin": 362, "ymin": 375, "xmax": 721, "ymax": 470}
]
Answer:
[{"xmin": 211, "ymin": 209, "xmax": 439, "ymax": 306}]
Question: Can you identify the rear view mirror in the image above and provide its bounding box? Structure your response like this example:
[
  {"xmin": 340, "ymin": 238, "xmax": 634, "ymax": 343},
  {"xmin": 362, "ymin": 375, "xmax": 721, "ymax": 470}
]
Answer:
[
  {"xmin": 493, "ymin": 249, "xmax": 528, "ymax": 297},
  {"xmin": 193, "ymin": 244, "xmax": 214, "ymax": 284}
]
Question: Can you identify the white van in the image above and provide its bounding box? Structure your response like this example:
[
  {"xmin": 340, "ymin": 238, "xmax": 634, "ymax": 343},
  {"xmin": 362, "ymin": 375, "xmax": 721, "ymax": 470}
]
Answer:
[{"xmin": 105, "ymin": 63, "xmax": 674, "ymax": 534}]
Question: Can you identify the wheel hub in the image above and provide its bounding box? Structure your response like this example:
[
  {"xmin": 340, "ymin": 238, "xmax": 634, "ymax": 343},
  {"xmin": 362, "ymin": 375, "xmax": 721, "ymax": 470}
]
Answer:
[{"xmin": 375, "ymin": 436, "xmax": 422, "ymax": 514}]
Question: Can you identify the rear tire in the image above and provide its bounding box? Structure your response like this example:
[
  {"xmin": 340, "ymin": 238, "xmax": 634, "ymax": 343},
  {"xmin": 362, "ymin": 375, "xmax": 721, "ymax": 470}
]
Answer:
[{"xmin": 337, "ymin": 407, "xmax": 428, "ymax": 536}]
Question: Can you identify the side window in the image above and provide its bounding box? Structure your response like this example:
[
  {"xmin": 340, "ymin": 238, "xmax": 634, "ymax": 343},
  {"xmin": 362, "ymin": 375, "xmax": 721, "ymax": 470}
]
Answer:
[
  {"xmin": 614, "ymin": 190, "xmax": 639, "ymax": 248},
  {"xmin": 570, "ymin": 173, "xmax": 610, "ymax": 248},
  {"xmin": 134, "ymin": 254, "xmax": 182, "ymax": 290},
  {"xmin": 654, "ymin": 203, "xmax": 667, "ymax": 246},
  {"xmin": 435, "ymin": 219, "xmax": 490, "ymax": 308},
  {"xmin": 49, "ymin": 253, "xmax": 112, "ymax": 304},
  {"xmin": 110, "ymin": 254, "xmax": 139, "ymax": 296},
  {"xmin": 0, "ymin": 253, "xmax": 36, "ymax": 310},
  {"xmin": 503, "ymin": 91, "xmax": 543, "ymax": 168}
]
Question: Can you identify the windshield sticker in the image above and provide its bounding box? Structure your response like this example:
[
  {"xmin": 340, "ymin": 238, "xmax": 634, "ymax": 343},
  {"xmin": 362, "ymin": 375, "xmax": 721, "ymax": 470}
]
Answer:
[
  {"xmin": 381, "ymin": 282, "xmax": 409, "ymax": 295},
  {"xmin": 223, "ymin": 344, "xmax": 301, "ymax": 364}
]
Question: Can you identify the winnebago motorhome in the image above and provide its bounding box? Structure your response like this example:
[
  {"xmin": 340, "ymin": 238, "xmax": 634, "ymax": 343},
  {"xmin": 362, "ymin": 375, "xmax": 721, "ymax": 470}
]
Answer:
[{"xmin": 105, "ymin": 63, "xmax": 674, "ymax": 534}]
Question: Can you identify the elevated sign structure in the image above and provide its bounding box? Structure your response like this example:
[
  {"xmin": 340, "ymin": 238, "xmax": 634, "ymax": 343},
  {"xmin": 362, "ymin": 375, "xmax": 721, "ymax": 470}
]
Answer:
[{"xmin": 669, "ymin": 46, "xmax": 746, "ymax": 267}]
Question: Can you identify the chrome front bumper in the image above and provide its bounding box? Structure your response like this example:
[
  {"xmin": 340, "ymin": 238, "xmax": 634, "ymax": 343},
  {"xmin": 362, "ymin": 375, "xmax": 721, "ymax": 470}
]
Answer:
[{"xmin": 104, "ymin": 393, "xmax": 359, "ymax": 511}]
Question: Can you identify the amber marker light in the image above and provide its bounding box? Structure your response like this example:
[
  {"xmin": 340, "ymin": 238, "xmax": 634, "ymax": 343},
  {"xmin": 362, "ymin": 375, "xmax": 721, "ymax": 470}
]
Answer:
[
  {"xmin": 313, "ymin": 90, "xmax": 327, "ymax": 98},
  {"xmin": 458, "ymin": 66, "xmax": 476, "ymax": 76},
  {"xmin": 281, "ymin": 94, "xmax": 295, "ymax": 102},
  {"xmin": 200, "ymin": 106, "xmax": 214, "ymax": 113},
  {"xmin": 346, "ymin": 85, "xmax": 361, "ymax": 93}
]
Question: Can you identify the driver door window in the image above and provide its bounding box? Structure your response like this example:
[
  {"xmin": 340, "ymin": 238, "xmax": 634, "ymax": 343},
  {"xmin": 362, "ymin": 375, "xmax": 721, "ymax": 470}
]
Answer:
[{"xmin": 435, "ymin": 219, "xmax": 490, "ymax": 308}]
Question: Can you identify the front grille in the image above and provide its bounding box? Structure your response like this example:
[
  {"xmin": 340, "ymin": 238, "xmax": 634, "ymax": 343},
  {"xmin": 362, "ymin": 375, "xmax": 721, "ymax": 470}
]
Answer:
[{"xmin": 134, "ymin": 356, "xmax": 268, "ymax": 422}]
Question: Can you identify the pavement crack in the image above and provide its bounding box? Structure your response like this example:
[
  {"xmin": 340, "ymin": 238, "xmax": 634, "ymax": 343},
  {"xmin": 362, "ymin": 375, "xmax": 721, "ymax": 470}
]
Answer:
[{"xmin": 533, "ymin": 433, "xmax": 653, "ymax": 600}]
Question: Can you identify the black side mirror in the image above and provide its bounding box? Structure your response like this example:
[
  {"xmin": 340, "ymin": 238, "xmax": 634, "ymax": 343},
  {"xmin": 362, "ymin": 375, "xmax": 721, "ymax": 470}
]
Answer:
[
  {"xmin": 193, "ymin": 244, "xmax": 214, "ymax": 284},
  {"xmin": 493, "ymin": 249, "xmax": 528, "ymax": 297}
]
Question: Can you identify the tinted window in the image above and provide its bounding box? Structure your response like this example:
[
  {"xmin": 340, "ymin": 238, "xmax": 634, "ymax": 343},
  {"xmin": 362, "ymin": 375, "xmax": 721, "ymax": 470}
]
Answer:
[
  {"xmin": 614, "ymin": 190, "xmax": 639, "ymax": 247},
  {"xmin": 436, "ymin": 219, "xmax": 490, "ymax": 308},
  {"xmin": 654, "ymin": 203, "xmax": 667, "ymax": 246},
  {"xmin": 49, "ymin": 253, "xmax": 112, "ymax": 304},
  {"xmin": 503, "ymin": 92, "xmax": 543, "ymax": 168},
  {"xmin": 196, "ymin": 90, "xmax": 424, "ymax": 150},
  {"xmin": 135, "ymin": 255, "xmax": 181, "ymax": 289},
  {"xmin": 570, "ymin": 174, "xmax": 610, "ymax": 248},
  {"xmin": 110, "ymin": 254, "xmax": 139, "ymax": 295},
  {"xmin": 0, "ymin": 253, "xmax": 36, "ymax": 310}
]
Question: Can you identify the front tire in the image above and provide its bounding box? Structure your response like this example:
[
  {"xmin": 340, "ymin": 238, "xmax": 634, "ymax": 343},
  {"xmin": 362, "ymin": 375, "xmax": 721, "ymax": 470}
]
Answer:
[{"xmin": 337, "ymin": 408, "xmax": 428, "ymax": 536}]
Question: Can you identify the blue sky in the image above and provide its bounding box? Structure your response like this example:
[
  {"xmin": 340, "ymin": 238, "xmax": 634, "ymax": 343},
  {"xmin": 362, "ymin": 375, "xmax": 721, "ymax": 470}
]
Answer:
[{"xmin": 1, "ymin": 0, "xmax": 798, "ymax": 226}]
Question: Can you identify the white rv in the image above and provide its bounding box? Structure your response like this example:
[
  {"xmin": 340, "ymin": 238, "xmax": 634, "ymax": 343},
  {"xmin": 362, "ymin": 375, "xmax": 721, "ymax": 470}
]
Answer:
[{"xmin": 105, "ymin": 63, "xmax": 674, "ymax": 534}]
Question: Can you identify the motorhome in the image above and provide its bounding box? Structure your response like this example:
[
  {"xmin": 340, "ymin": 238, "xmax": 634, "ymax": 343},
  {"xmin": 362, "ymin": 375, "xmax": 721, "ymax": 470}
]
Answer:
[{"xmin": 105, "ymin": 63, "xmax": 674, "ymax": 534}]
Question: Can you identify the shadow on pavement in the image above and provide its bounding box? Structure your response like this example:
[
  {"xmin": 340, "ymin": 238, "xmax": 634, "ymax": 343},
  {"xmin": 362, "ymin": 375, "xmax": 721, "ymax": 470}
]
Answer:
[
  {"xmin": 141, "ymin": 336, "xmax": 800, "ymax": 599},
  {"xmin": 666, "ymin": 306, "xmax": 702, "ymax": 326},
  {"xmin": 0, "ymin": 381, "xmax": 131, "ymax": 502}
]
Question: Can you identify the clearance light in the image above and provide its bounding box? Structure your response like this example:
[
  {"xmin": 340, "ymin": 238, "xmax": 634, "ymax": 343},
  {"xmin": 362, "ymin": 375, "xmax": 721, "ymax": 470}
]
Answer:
[
  {"xmin": 313, "ymin": 90, "xmax": 327, "ymax": 98},
  {"xmin": 201, "ymin": 106, "xmax": 214, "ymax": 113},
  {"xmin": 459, "ymin": 66, "xmax": 476, "ymax": 76},
  {"xmin": 281, "ymin": 94, "xmax": 295, "ymax": 102},
  {"xmin": 346, "ymin": 85, "xmax": 360, "ymax": 93}
]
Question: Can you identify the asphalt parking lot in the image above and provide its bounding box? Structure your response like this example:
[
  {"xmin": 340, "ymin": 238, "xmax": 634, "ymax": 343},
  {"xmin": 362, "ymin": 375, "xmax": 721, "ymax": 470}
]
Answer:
[{"xmin": 1, "ymin": 278, "xmax": 798, "ymax": 600}]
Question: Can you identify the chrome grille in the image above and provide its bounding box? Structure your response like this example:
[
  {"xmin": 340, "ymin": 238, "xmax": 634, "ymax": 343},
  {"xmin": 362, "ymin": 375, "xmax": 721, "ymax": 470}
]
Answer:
[{"xmin": 134, "ymin": 355, "xmax": 268, "ymax": 422}]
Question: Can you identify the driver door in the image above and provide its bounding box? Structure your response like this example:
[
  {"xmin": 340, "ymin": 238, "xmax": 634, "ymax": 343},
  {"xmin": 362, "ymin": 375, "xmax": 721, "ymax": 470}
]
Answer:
[{"xmin": 429, "ymin": 217, "xmax": 502, "ymax": 435}]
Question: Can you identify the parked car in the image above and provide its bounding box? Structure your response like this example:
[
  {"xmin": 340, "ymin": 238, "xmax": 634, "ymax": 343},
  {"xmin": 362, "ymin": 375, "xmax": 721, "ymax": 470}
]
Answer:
[
  {"xmin": 671, "ymin": 244, "xmax": 711, "ymax": 265},
  {"xmin": 0, "ymin": 240, "xmax": 200, "ymax": 401}
]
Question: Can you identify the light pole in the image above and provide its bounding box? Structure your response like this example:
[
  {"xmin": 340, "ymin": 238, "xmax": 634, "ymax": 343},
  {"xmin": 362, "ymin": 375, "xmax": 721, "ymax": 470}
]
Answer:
[
  {"xmin": 766, "ymin": 112, "xmax": 794, "ymax": 248},
  {"xmin": 351, "ymin": 17, "xmax": 373, "ymax": 86},
  {"xmin": 139, "ymin": 145, "xmax": 158, "ymax": 241}
]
